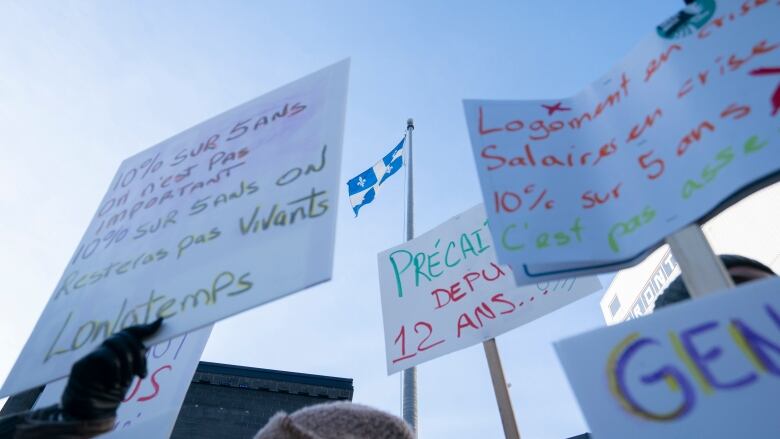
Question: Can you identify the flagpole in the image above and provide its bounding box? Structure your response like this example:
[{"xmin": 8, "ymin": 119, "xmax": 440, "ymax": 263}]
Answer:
[{"xmin": 402, "ymin": 118, "xmax": 418, "ymax": 434}]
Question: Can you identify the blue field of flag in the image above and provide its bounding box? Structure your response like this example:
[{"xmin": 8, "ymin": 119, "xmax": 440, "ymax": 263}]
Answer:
[{"xmin": 347, "ymin": 138, "xmax": 404, "ymax": 216}]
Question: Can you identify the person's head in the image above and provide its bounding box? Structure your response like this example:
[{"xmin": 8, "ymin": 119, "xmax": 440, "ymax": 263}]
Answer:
[
  {"xmin": 254, "ymin": 402, "xmax": 415, "ymax": 439},
  {"xmin": 654, "ymin": 254, "xmax": 776, "ymax": 310}
]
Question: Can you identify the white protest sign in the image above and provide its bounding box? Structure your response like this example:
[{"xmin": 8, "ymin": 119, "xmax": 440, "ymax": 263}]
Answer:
[
  {"xmin": 555, "ymin": 277, "xmax": 780, "ymax": 439},
  {"xmin": 377, "ymin": 204, "xmax": 602, "ymax": 374},
  {"xmin": 34, "ymin": 326, "xmax": 211, "ymax": 438},
  {"xmin": 463, "ymin": 1, "xmax": 780, "ymax": 282},
  {"xmin": 2, "ymin": 59, "xmax": 349, "ymax": 397}
]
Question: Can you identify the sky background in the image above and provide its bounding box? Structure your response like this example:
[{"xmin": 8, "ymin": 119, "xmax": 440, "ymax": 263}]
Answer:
[{"xmin": 4, "ymin": 1, "xmax": 771, "ymax": 438}]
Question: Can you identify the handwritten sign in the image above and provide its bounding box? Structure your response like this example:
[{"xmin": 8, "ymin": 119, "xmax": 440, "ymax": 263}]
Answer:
[
  {"xmin": 1, "ymin": 59, "xmax": 349, "ymax": 397},
  {"xmin": 464, "ymin": 1, "xmax": 780, "ymax": 282},
  {"xmin": 555, "ymin": 277, "xmax": 780, "ymax": 439},
  {"xmin": 34, "ymin": 326, "xmax": 211, "ymax": 438},
  {"xmin": 377, "ymin": 204, "xmax": 602, "ymax": 374}
]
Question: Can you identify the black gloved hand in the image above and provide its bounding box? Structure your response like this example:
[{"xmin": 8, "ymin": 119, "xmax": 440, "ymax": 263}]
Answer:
[{"xmin": 60, "ymin": 318, "xmax": 163, "ymax": 420}]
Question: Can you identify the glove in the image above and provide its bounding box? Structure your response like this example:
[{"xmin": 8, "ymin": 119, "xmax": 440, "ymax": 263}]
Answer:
[{"xmin": 60, "ymin": 318, "xmax": 163, "ymax": 420}]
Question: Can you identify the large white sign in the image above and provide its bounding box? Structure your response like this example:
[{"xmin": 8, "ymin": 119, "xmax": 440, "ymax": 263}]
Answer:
[
  {"xmin": 377, "ymin": 204, "xmax": 602, "ymax": 374},
  {"xmin": 2, "ymin": 59, "xmax": 349, "ymax": 397},
  {"xmin": 464, "ymin": 1, "xmax": 780, "ymax": 282},
  {"xmin": 556, "ymin": 277, "xmax": 780, "ymax": 439},
  {"xmin": 34, "ymin": 326, "xmax": 212, "ymax": 439}
]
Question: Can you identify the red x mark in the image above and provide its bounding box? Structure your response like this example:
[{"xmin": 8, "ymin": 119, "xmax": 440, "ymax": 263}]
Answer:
[
  {"xmin": 750, "ymin": 67, "xmax": 780, "ymax": 116},
  {"xmin": 541, "ymin": 101, "xmax": 571, "ymax": 116}
]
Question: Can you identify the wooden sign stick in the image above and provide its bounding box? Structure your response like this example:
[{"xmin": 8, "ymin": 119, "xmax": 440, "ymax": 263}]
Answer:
[
  {"xmin": 665, "ymin": 224, "xmax": 734, "ymax": 298},
  {"xmin": 484, "ymin": 338, "xmax": 521, "ymax": 439}
]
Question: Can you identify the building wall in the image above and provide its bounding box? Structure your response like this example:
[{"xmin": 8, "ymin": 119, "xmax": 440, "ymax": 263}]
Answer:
[
  {"xmin": 600, "ymin": 247, "xmax": 678, "ymax": 324},
  {"xmin": 170, "ymin": 362, "xmax": 353, "ymax": 439}
]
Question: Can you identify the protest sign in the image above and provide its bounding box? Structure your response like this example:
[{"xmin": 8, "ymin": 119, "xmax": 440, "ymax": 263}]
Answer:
[
  {"xmin": 555, "ymin": 277, "xmax": 780, "ymax": 439},
  {"xmin": 34, "ymin": 326, "xmax": 212, "ymax": 438},
  {"xmin": 464, "ymin": 1, "xmax": 780, "ymax": 282},
  {"xmin": 377, "ymin": 204, "xmax": 602, "ymax": 374},
  {"xmin": 1, "ymin": 59, "xmax": 349, "ymax": 397}
]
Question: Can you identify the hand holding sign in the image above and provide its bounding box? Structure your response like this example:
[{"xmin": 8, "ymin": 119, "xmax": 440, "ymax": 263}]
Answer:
[
  {"xmin": 33, "ymin": 326, "xmax": 212, "ymax": 438},
  {"xmin": 62, "ymin": 318, "xmax": 162, "ymax": 421}
]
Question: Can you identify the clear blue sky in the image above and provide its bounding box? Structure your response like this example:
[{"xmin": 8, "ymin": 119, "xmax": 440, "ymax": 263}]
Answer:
[{"xmin": 0, "ymin": 1, "xmax": 682, "ymax": 437}]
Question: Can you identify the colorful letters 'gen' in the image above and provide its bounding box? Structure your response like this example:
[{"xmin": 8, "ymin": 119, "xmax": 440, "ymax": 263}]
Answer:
[{"xmin": 556, "ymin": 277, "xmax": 780, "ymax": 439}]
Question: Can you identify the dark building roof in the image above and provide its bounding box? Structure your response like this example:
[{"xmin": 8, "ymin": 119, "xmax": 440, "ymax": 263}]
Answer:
[
  {"xmin": 194, "ymin": 361, "xmax": 353, "ymax": 392},
  {"xmin": 170, "ymin": 361, "xmax": 354, "ymax": 439}
]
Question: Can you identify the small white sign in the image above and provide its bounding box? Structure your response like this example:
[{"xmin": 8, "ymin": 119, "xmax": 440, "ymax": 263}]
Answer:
[{"xmin": 377, "ymin": 204, "xmax": 602, "ymax": 374}]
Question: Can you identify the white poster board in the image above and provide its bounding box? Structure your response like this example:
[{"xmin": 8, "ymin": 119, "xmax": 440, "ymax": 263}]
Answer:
[
  {"xmin": 377, "ymin": 204, "xmax": 602, "ymax": 374},
  {"xmin": 2, "ymin": 59, "xmax": 349, "ymax": 397},
  {"xmin": 556, "ymin": 277, "xmax": 780, "ymax": 439},
  {"xmin": 34, "ymin": 326, "xmax": 212, "ymax": 439},
  {"xmin": 463, "ymin": 1, "xmax": 780, "ymax": 283}
]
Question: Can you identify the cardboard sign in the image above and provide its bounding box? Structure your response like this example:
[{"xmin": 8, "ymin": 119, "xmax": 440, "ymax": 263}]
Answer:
[
  {"xmin": 34, "ymin": 326, "xmax": 212, "ymax": 438},
  {"xmin": 2, "ymin": 59, "xmax": 349, "ymax": 397},
  {"xmin": 377, "ymin": 204, "xmax": 602, "ymax": 374},
  {"xmin": 464, "ymin": 1, "xmax": 780, "ymax": 282},
  {"xmin": 556, "ymin": 277, "xmax": 780, "ymax": 439}
]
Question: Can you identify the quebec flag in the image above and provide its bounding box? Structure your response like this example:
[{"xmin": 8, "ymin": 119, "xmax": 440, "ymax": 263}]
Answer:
[{"xmin": 347, "ymin": 138, "xmax": 405, "ymax": 216}]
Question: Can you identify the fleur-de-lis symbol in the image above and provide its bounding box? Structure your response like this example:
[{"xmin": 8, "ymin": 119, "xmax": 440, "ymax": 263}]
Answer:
[{"xmin": 357, "ymin": 176, "xmax": 367, "ymax": 187}]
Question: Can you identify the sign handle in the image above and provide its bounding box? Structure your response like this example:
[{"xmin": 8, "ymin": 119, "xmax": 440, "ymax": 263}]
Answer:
[
  {"xmin": 665, "ymin": 224, "xmax": 734, "ymax": 298},
  {"xmin": 483, "ymin": 338, "xmax": 521, "ymax": 439}
]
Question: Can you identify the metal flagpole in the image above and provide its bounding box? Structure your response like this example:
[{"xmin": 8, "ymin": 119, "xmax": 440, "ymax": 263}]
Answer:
[
  {"xmin": 399, "ymin": 119, "xmax": 519, "ymax": 438},
  {"xmin": 483, "ymin": 338, "xmax": 521, "ymax": 439},
  {"xmin": 402, "ymin": 118, "xmax": 418, "ymax": 433}
]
